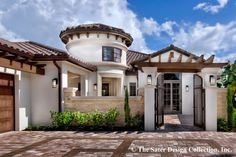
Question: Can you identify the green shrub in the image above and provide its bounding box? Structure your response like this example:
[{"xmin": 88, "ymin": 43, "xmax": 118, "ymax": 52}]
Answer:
[
  {"xmin": 227, "ymin": 85, "xmax": 236, "ymax": 129},
  {"xmin": 233, "ymin": 108, "xmax": 236, "ymax": 128},
  {"xmin": 50, "ymin": 111, "xmax": 74, "ymax": 128},
  {"xmin": 73, "ymin": 112, "xmax": 87, "ymax": 126},
  {"xmin": 217, "ymin": 118, "xmax": 229, "ymax": 131},
  {"xmin": 50, "ymin": 108, "xmax": 119, "ymax": 129},
  {"xmin": 92, "ymin": 110, "xmax": 105, "ymax": 128},
  {"xmin": 130, "ymin": 113, "xmax": 144, "ymax": 129},
  {"xmin": 124, "ymin": 88, "xmax": 131, "ymax": 126},
  {"xmin": 105, "ymin": 108, "xmax": 119, "ymax": 127}
]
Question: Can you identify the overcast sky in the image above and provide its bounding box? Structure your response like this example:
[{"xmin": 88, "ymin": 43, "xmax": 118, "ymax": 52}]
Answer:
[{"xmin": 0, "ymin": 0, "xmax": 235, "ymax": 62}]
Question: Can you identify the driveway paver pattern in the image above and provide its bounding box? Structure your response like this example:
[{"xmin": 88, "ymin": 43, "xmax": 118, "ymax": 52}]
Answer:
[{"xmin": 0, "ymin": 131, "xmax": 235, "ymax": 157}]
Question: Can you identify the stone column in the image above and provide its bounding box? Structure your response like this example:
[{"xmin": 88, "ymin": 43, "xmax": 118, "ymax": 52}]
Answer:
[
  {"xmin": 85, "ymin": 75, "xmax": 88, "ymax": 96},
  {"xmin": 97, "ymin": 74, "xmax": 102, "ymax": 96},
  {"xmin": 64, "ymin": 87, "xmax": 77, "ymax": 98},
  {"xmin": 63, "ymin": 88, "xmax": 77, "ymax": 111},
  {"xmin": 144, "ymin": 85, "xmax": 156, "ymax": 131}
]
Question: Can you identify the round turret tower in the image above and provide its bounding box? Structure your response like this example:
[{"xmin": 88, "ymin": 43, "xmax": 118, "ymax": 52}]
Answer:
[
  {"xmin": 60, "ymin": 24, "xmax": 133, "ymax": 96},
  {"xmin": 60, "ymin": 23, "xmax": 133, "ymax": 67}
]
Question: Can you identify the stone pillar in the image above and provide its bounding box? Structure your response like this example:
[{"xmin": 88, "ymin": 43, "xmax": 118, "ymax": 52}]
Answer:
[
  {"xmin": 118, "ymin": 77, "xmax": 123, "ymax": 96},
  {"xmin": 80, "ymin": 76, "xmax": 85, "ymax": 96},
  {"xmin": 144, "ymin": 85, "xmax": 156, "ymax": 131},
  {"xmin": 63, "ymin": 87, "xmax": 77, "ymax": 101},
  {"xmin": 97, "ymin": 74, "xmax": 102, "ymax": 96},
  {"xmin": 205, "ymin": 87, "xmax": 218, "ymax": 131},
  {"xmin": 85, "ymin": 75, "xmax": 88, "ymax": 96}
]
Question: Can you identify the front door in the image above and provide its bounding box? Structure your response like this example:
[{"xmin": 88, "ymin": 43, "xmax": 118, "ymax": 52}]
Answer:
[
  {"xmin": 0, "ymin": 73, "xmax": 15, "ymax": 132},
  {"xmin": 193, "ymin": 74, "xmax": 205, "ymax": 129},
  {"xmin": 102, "ymin": 83, "xmax": 109, "ymax": 96},
  {"xmin": 164, "ymin": 81, "xmax": 182, "ymax": 114},
  {"xmin": 155, "ymin": 74, "xmax": 164, "ymax": 128}
]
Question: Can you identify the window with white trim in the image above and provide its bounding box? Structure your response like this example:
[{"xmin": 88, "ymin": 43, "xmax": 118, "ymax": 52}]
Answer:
[
  {"xmin": 129, "ymin": 82, "xmax": 136, "ymax": 96},
  {"xmin": 102, "ymin": 46, "xmax": 121, "ymax": 62}
]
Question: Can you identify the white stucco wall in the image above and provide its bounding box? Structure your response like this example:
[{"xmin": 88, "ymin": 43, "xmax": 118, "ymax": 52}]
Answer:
[
  {"xmin": 30, "ymin": 62, "xmax": 58, "ymax": 126},
  {"xmin": 205, "ymin": 87, "xmax": 217, "ymax": 131},
  {"xmin": 138, "ymin": 68, "xmax": 158, "ymax": 89},
  {"xmin": 201, "ymin": 68, "xmax": 221, "ymax": 88},
  {"xmin": 138, "ymin": 71, "xmax": 146, "ymax": 89},
  {"xmin": 182, "ymin": 73, "xmax": 194, "ymax": 115},
  {"xmin": 144, "ymin": 85, "xmax": 156, "ymax": 131},
  {"xmin": 18, "ymin": 72, "xmax": 31, "ymax": 130},
  {"xmin": 66, "ymin": 34, "xmax": 128, "ymax": 65}
]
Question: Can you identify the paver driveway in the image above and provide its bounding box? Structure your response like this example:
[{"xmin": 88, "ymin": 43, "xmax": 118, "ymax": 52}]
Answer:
[{"xmin": 0, "ymin": 131, "xmax": 235, "ymax": 157}]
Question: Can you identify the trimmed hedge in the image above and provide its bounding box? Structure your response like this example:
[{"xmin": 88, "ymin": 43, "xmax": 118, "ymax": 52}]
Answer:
[{"xmin": 50, "ymin": 108, "xmax": 119, "ymax": 129}]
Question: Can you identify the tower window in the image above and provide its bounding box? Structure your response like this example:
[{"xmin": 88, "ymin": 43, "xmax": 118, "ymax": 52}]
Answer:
[{"xmin": 102, "ymin": 46, "xmax": 121, "ymax": 62}]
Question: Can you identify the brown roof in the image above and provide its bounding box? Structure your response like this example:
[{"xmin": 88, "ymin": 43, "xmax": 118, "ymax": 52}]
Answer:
[
  {"xmin": 0, "ymin": 38, "xmax": 34, "ymax": 58},
  {"xmin": 127, "ymin": 50, "xmax": 148, "ymax": 65},
  {"xmin": 0, "ymin": 38, "xmax": 97, "ymax": 71},
  {"xmin": 60, "ymin": 23, "xmax": 133, "ymax": 47}
]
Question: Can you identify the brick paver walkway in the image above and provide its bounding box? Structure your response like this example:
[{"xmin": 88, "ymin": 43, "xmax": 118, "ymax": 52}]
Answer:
[{"xmin": 0, "ymin": 131, "xmax": 235, "ymax": 157}]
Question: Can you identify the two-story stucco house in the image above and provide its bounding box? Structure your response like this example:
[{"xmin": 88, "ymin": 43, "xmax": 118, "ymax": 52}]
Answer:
[{"xmin": 0, "ymin": 23, "xmax": 228, "ymax": 132}]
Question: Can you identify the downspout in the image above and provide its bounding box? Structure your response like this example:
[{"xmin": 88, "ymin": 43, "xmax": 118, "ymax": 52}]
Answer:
[{"xmin": 53, "ymin": 61, "xmax": 62, "ymax": 112}]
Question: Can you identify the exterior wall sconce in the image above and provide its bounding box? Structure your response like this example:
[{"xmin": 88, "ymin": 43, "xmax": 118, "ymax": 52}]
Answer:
[
  {"xmin": 124, "ymin": 85, "xmax": 127, "ymax": 90},
  {"xmin": 93, "ymin": 83, "xmax": 97, "ymax": 91},
  {"xmin": 147, "ymin": 74, "xmax": 152, "ymax": 85},
  {"xmin": 209, "ymin": 75, "xmax": 216, "ymax": 86},
  {"xmin": 52, "ymin": 78, "xmax": 58, "ymax": 88},
  {"xmin": 185, "ymin": 85, "xmax": 189, "ymax": 92}
]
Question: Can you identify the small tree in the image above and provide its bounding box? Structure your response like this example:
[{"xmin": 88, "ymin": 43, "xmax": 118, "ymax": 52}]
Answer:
[
  {"xmin": 124, "ymin": 87, "xmax": 131, "ymax": 126},
  {"xmin": 218, "ymin": 61, "xmax": 236, "ymax": 129}
]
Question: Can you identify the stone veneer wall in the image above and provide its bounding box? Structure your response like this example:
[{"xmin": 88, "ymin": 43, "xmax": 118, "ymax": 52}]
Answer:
[
  {"xmin": 64, "ymin": 88, "xmax": 144, "ymax": 126},
  {"xmin": 217, "ymin": 88, "xmax": 227, "ymax": 120}
]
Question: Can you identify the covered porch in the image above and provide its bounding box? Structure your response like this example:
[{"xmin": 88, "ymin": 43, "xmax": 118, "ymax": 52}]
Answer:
[{"xmin": 131, "ymin": 46, "xmax": 228, "ymax": 131}]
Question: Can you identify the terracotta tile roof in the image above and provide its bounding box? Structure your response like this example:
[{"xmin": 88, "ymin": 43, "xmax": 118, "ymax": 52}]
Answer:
[
  {"xmin": 60, "ymin": 23, "xmax": 133, "ymax": 47},
  {"xmin": 0, "ymin": 38, "xmax": 34, "ymax": 58},
  {"xmin": 127, "ymin": 50, "xmax": 148, "ymax": 65},
  {"xmin": 15, "ymin": 41, "xmax": 65, "ymax": 56},
  {"xmin": 0, "ymin": 38, "xmax": 97, "ymax": 71}
]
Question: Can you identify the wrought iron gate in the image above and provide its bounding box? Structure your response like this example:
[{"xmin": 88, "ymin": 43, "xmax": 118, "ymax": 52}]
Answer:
[
  {"xmin": 193, "ymin": 74, "xmax": 205, "ymax": 129},
  {"xmin": 155, "ymin": 74, "xmax": 164, "ymax": 128}
]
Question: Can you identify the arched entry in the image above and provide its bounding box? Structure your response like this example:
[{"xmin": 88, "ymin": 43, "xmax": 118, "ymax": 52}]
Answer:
[{"xmin": 193, "ymin": 74, "xmax": 205, "ymax": 129}]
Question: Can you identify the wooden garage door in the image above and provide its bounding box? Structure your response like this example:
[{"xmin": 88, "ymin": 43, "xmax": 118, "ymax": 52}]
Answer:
[{"xmin": 0, "ymin": 73, "xmax": 14, "ymax": 132}]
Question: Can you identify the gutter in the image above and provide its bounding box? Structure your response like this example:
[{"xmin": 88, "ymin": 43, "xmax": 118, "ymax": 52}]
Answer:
[{"xmin": 53, "ymin": 60, "xmax": 62, "ymax": 112}]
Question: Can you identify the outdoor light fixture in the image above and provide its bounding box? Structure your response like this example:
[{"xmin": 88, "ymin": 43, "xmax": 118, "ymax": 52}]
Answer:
[
  {"xmin": 52, "ymin": 78, "xmax": 58, "ymax": 88},
  {"xmin": 93, "ymin": 83, "xmax": 97, "ymax": 91},
  {"xmin": 185, "ymin": 85, "xmax": 189, "ymax": 92},
  {"xmin": 124, "ymin": 85, "xmax": 127, "ymax": 90},
  {"xmin": 209, "ymin": 75, "xmax": 216, "ymax": 86},
  {"xmin": 147, "ymin": 74, "xmax": 152, "ymax": 85}
]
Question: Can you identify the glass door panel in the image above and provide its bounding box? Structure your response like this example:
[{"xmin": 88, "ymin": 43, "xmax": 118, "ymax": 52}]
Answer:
[
  {"xmin": 164, "ymin": 81, "xmax": 181, "ymax": 113},
  {"xmin": 172, "ymin": 83, "xmax": 180, "ymax": 112},
  {"xmin": 164, "ymin": 83, "xmax": 171, "ymax": 113}
]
